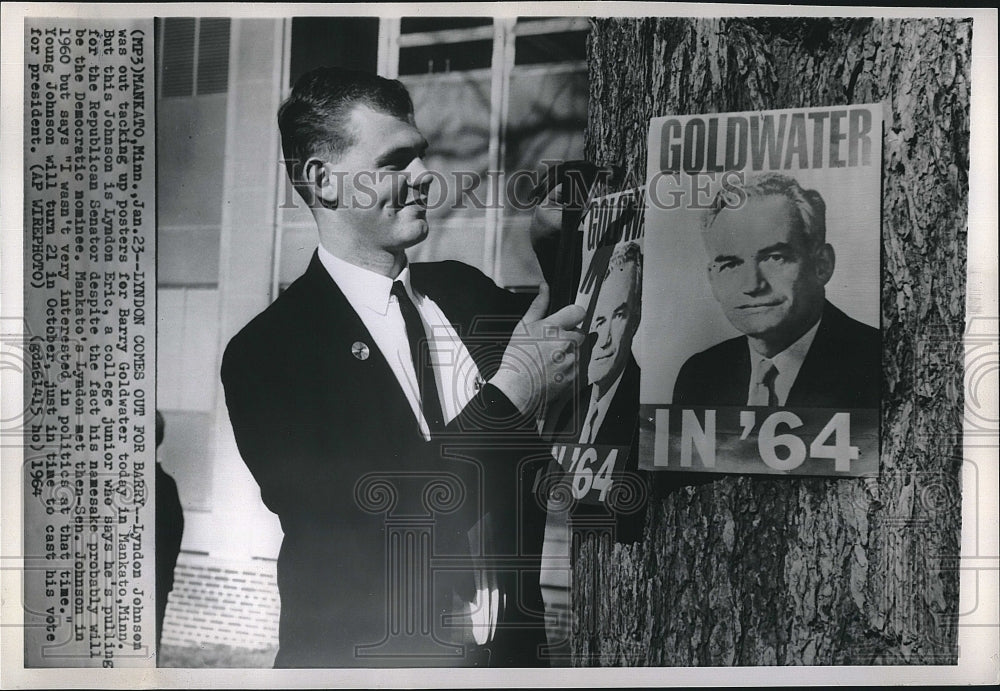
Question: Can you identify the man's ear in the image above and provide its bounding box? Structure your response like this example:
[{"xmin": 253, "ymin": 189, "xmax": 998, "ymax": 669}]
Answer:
[
  {"xmin": 814, "ymin": 243, "xmax": 835, "ymax": 285},
  {"xmin": 303, "ymin": 157, "xmax": 340, "ymax": 209}
]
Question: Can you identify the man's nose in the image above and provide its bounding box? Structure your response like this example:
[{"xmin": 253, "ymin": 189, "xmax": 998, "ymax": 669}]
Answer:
[
  {"xmin": 740, "ymin": 262, "xmax": 767, "ymax": 294},
  {"xmin": 595, "ymin": 322, "xmax": 612, "ymax": 348}
]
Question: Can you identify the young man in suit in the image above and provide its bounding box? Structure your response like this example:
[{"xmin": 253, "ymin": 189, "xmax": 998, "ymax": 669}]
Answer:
[
  {"xmin": 221, "ymin": 68, "xmax": 585, "ymax": 667},
  {"xmin": 673, "ymin": 172, "xmax": 879, "ymax": 409}
]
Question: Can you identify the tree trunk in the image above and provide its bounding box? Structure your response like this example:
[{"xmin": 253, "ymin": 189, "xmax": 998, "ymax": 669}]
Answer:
[{"xmin": 573, "ymin": 17, "xmax": 970, "ymax": 666}]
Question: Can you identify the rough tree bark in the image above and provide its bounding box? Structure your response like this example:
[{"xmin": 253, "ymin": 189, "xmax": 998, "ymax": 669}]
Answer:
[{"xmin": 573, "ymin": 17, "xmax": 971, "ymax": 666}]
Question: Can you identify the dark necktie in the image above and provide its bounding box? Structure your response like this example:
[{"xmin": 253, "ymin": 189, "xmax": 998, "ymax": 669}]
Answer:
[
  {"xmin": 391, "ymin": 281, "xmax": 445, "ymax": 435},
  {"xmin": 761, "ymin": 361, "xmax": 779, "ymax": 406}
]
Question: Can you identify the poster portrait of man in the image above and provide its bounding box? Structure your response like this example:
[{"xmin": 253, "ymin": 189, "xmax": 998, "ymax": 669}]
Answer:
[
  {"xmin": 578, "ymin": 241, "xmax": 643, "ymax": 445},
  {"xmin": 640, "ymin": 106, "xmax": 883, "ymax": 477},
  {"xmin": 672, "ymin": 172, "xmax": 880, "ymax": 410}
]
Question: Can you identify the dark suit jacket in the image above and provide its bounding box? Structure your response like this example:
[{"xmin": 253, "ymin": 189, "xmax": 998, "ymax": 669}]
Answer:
[
  {"xmin": 672, "ymin": 300, "xmax": 880, "ymax": 408},
  {"xmin": 554, "ymin": 354, "xmax": 640, "ymax": 447},
  {"xmin": 590, "ymin": 355, "xmax": 641, "ymax": 447},
  {"xmin": 221, "ymin": 253, "xmax": 549, "ymax": 668}
]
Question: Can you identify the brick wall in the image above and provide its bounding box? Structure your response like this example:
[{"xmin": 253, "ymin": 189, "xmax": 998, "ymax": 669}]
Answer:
[{"xmin": 161, "ymin": 552, "xmax": 280, "ymax": 650}]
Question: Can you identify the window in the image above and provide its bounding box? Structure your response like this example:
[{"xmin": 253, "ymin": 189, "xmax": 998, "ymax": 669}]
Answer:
[
  {"xmin": 158, "ymin": 18, "xmax": 231, "ymax": 98},
  {"xmin": 156, "ymin": 18, "xmax": 231, "ymax": 286},
  {"xmin": 397, "ymin": 18, "xmax": 494, "ymax": 75},
  {"xmin": 288, "ymin": 17, "xmax": 379, "ymax": 86}
]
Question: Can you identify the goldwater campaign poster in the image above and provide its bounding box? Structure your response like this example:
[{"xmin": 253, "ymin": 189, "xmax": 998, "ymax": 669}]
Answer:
[
  {"xmin": 545, "ymin": 188, "xmax": 645, "ymax": 506},
  {"xmin": 639, "ymin": 105, "xmax": 882, "ymax": 476}
]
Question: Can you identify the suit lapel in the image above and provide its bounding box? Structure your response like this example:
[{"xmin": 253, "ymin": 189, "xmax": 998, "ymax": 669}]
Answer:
[
  {"xmin": 297, "ymin": 252, "xmax": 423, "ymax": 439},
  {"xmin": 295, "ymin": 257, "xmax": 518, "ymax": 439},
  {"xmin": 593, "ymin": 355, "xmax": 641, "ymax": 446},
  {"xmin": 730, "ymin": 340, "xmax": 753, "ymax": 405},
  {"xmin": 787, "ymin": 300, "xmax": 843, "ymax": 407}
]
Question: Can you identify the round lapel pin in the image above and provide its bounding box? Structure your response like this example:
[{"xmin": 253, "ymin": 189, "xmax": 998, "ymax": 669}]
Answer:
[{"xmin": 351, "ymin": 341, "xmax": 370, "ymax": 361}]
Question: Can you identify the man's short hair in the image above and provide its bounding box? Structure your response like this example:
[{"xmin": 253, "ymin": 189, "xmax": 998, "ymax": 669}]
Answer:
[
  {"xmin": 277, "ymin": 67, "xmax": 414, "ymax": 190},
  {"xmin": 604, "ymin": 241, "xmax": 643, "ymax": 324},
  {"xmin": 704, "ymin": 172, "xmax": 828, "ymax": 249}
]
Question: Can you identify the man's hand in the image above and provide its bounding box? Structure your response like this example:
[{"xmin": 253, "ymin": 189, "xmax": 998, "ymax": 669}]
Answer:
[{"xmin": 489, "ymin": 282, "xmax": 586, "ymax": 416}]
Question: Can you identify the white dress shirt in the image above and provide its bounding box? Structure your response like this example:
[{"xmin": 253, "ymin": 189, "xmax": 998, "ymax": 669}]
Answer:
[
  {"xmin": 578, "ymin": 371, "xmax": 625, "ymax": 444},
  {"xmin": 317, "ymin": 244, "xmax": 499, "ymax": 645},
  {"xmin": 746, "ymin": 319, "xmax": 821, "ymax": 406},
  {"xmin": 317, "ymin": 244, "xmax": 481, "ymax": 441}
]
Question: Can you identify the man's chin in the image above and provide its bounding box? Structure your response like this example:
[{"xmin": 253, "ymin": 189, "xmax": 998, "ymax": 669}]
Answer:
[
  {"xmin": 588, "ymin": 363, "xmax": 616, "ymax": 391},
  {"xmin": 728, "ymin": 314, "xmax": 784, "ymax": 339}
]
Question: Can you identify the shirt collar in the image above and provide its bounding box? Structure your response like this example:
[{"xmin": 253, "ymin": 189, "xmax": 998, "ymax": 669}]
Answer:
[
  {"xmin": 316, "ymin": 244, "xmax": 416, "ymax": 316},
  {"xmin": 748, "ymin": 318, "xmax": 822, "ymax": 382}
]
